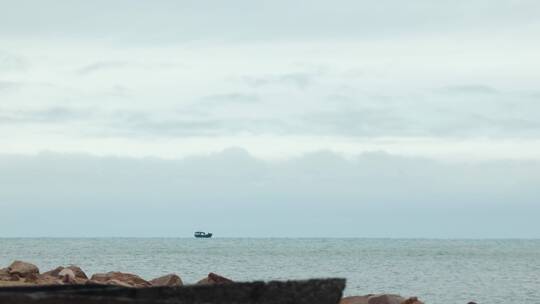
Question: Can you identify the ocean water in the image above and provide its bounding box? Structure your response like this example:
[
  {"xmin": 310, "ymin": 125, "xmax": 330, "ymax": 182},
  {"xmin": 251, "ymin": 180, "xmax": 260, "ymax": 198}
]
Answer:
[{"xmin": 0, "ymin": 238, "xmax": 539, "ymax": 303}]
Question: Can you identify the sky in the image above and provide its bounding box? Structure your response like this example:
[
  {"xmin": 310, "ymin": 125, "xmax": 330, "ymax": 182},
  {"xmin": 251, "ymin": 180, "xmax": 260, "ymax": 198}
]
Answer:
[{"xmin": 1, "ymin": 0, "xmax": 539, "ymax": 237}]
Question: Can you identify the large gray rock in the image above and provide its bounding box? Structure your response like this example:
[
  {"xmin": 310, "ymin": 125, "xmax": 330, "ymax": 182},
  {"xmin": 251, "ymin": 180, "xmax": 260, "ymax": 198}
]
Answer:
[
  {"xmin": 8, "ymin": 261, "xmax": 39, "ymax": 278},
  {"xmin": 150, "ymin": 274, "xmax": 183, "ymax": 287},
  {"xmin": 0, "ymin": 278, "xmax": 345, "ymax": 304}
]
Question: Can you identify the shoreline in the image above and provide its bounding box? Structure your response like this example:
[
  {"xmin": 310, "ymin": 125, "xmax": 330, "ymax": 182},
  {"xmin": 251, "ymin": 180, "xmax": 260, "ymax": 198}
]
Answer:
[{"xmin": 1, "ymin": 260, "xmax": 427, "ymax": 304}]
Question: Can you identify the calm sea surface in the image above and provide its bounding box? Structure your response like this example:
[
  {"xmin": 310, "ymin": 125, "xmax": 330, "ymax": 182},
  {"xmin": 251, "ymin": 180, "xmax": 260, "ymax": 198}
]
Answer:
[{"xmin": 1, "ymin": 238, "xmax": 539, "ymax": 303}]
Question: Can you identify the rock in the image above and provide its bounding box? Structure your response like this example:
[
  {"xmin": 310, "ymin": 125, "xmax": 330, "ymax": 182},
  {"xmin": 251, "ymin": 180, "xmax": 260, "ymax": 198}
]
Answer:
[
  {"xmin": 341, "ymin": 295, "xmax": 423, "ymax": 304},
  {"xmin": 106, "ymin": 279, "xmax": 134, "ymax": 288},
  {"xmin": 401, "ymin": 297, "xmax": 423, "ymax": 304},
  {"xmin": 0, "ymin": 268, "xmax": 11, "ymax": 281},
  {"xmin": 367, "ymin": 294, "xmax": 405, "ymax": 304},
  {"xmin": 90, "ymin": 272, "xmax": 151, "ymax": 288},
  {"xmin": 9, "ymin": 274, "xmax": 21, "ymax": 282},
  {"xmin": 59, "ymin": 269, "xmax": 76, "ymax": 283},
  {"xmin": 35, "ymin": 274, "xmax": 61, "ymax": 285},
  {"xmin": 67, "ymin": 265, "xmax": 88, "ymax": 279},
  {"xmin": 197, "ymin": 272, "xmax": 233, "ymax": 285},
  {"xmin": 0, "ymin": 278, "xmax": 345, "ymax": 304},
  {"xmin": 42, "ymin": 267, "xmax": 64, "ymax": 278},
  {"xmin": 340, "ymin": 295, "xmax": 370, "ymax": 304},
  {"xmin": 43, "ymin": 265, "xmax": 88, "ymax": 280},
  {"xmin": 150, "ymin": 274, "xmax": 183, "ymax": 287},
  {"xmin": 23, "ymin": 273, "xmax": 40, "ymax": 283},
  {"xmin": 8, "ymin": 261, "xmax": 39, "ymax": 278},
  {"xmin": 87, "ymin": 278, "xmax": 134, "ymax": 288}
]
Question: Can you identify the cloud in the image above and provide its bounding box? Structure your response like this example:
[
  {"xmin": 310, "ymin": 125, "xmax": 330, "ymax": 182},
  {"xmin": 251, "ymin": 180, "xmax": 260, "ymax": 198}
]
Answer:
[
  {"xmin": 75, "ymin": 61, "xmax": 186, "ymax": 76},
  {"xmin": 2, "ymin": 81, "xmax": 539, "ymax": 140},
  {"xmin": 1, "ymin": 0, "xmax": 539, "ymax": 44},
  {"xmin": 75, "ymin": 61, "xmax": 131, "ymax": 75},
  {"xmin": 1, "ymin": 1, "xmax": 539, "ymax": 153},
  {"xmin": 299, "ymin": 108, "xmax": 410, "ymax": 137},
  {"xmin": 0, "ymin": 81, "xmax": 21, "ymax": 91},
  {"xmin": 0, "ymin": 149, "xmax": 539, "ymax": 237},
  {"xmin": 297, "ymin": 87, "xmax": 540, "ymax": 138},
  {"xmin": 105, "ymin": 112, "xmax": 294, "ymax": 138},
  {"xmin": 108, "ymin": 112, "xmax": 224, "ymax": 137},
  {"xmin": 198, "ymin": 93, "xmax": 259, "ymax": 106},
  {"xmin": 243, "ymin": 72, "xmax": 315, "ymax": 89},
  {"xmin": 0, "ymin": 107, "xmax": 93, "ymax": 124},
  {"xmin": 0, "ymin": 51, "xmax": 26, "ymax": 71},
  {"xmin": 440, "ymin": 85, "xmax": 500, "ymax": 95}
]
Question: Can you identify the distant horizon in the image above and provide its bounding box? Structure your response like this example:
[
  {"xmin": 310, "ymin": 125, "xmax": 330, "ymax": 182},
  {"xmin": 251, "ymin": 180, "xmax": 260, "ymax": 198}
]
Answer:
[{"xmin": 2, "ymin": 236, "xmax": 540, "ymax": 240}]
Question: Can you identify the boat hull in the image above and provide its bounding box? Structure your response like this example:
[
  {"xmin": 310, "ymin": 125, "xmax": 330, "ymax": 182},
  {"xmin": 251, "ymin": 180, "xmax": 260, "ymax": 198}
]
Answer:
[{"xmin": 194, "ymin": 233, "xmax": 213, "ymax": 238}]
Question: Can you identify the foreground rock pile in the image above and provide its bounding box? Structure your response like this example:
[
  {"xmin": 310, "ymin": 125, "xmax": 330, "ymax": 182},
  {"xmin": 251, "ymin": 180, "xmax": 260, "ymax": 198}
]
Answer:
[
  {"xmin": 0, "ymin": 260, "xmax": 213, "ymax": 288},
  {"xmin": 1, "ymin": 261, "xmax": 425, "ymax": 304}
]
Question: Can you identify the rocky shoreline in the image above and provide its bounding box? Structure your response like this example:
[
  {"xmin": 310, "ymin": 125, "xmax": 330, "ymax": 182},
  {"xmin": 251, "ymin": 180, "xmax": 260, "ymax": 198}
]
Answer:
[{"xmin": 0, "ymin": 260, "xmax": 429, "ymax": 304}]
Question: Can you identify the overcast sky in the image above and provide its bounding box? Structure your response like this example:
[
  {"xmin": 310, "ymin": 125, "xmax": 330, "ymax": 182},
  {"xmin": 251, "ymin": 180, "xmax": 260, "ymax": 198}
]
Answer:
[{"xmin": 1, "ymin": 0, "xmax": 539, "ymax": 237}]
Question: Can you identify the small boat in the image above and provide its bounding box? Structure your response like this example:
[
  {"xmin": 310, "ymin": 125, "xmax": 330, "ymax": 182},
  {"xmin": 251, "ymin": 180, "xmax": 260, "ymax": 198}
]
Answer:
[{"xmin": 194, "ymin": 231, "xmax": 213, "ymax": 238}]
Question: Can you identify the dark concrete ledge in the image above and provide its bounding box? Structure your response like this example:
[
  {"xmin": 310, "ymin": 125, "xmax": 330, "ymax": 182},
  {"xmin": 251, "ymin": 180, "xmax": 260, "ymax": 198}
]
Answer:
[{"xmin": 0, "ymin": 278, "xmax": 345, "ymax": 304}]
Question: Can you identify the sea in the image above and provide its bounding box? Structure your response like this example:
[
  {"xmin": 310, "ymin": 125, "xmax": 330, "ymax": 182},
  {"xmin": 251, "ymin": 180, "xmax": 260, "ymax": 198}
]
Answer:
[{"xmin": 1, "ymin": 238, "xmax": 539, "ymax": 303}]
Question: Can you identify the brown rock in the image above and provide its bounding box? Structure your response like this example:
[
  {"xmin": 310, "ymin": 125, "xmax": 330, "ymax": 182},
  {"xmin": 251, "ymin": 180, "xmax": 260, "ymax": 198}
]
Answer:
[
  {"xmin": 0, "ymin": 268, "xmax": 11, "ymax": 281},
  {"xmin": 23, "ymin": 273, "xmax": 39, "ymax": 283},
  {"xmin": 7, "ymin": 261, "xmax": 39, "ymax": 278},
  {"xmin": 197, "ymin": 272, "xmax": 233, "ymax": 285},
  {"xmin": 340, "ymin": 295, "xmax": 370, "ymax": 304},
  {"xmin": 42, "ymin": 266, "xmax": 64, "ymax": 278},
  {"xmin": 368, "ymin": 294, "xmax": 405, "ymax": 304},
  {"xmin": 369, "ymin": 294, "xmax": 424, "ymax": 304},
  {"xmin": 341, "ymin": 295, "xmax": 423, "ymax": 304},
  {"xmin": 106, "ymin": 279, "xmax": 135, "ymax": 288},
  {"xmin": 34, "ymin": 274, "xmax": 61, "ymax": 285},
  {"xmin": 90, "ymin": 272, "xmax": 151, "ymax": 288},
  {"xmin": 150, "ymin": 274, "xmax": 183, "ymax": 287},
  {"xmin": 401, "ymin": 297, "xmax": 423, "ymax": 304},
  {"xmin": 66, "ymin": 265, "xmax": 88, "ymax": 279},
  {"xmin": 43, "ymin": 265, "xmax": 88, "ymax": 279},
  {"xmin": 9, "ymin": 274, "xmax": 20, "ymax": 282}
]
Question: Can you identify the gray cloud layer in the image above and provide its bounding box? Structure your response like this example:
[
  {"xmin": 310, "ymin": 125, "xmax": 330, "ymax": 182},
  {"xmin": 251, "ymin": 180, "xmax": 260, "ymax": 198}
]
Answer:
[
  {"xmin": 2, "ymin": 0, "xmax": 539, "ymax": 43},
  {"xmin": 3, "ymin": 85, "xmax": 540, "ymax": 139},
  {"xmin": 2, "ymin": 0, "xmax": 539, "ymax": 147},
  {"xmin": 1, "ymin": 150, "xmax": 539, "ymax": 237},
  {"xmin": 0, "ymin": 107, "xmax": 93, "ymax": 124}
]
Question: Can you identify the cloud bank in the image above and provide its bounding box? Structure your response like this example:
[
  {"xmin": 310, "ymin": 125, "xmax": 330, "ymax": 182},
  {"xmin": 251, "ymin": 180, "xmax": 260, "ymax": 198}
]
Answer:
[{"xmin": 1, "ymin": 149, "xmax": 538, "ymax": 237}]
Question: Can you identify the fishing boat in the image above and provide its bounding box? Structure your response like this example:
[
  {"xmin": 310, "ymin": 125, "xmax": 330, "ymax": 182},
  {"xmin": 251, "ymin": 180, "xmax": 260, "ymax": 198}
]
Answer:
[{"xmin": 194, "ymin": 231, "xmax": 213, "ymax": 238}]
